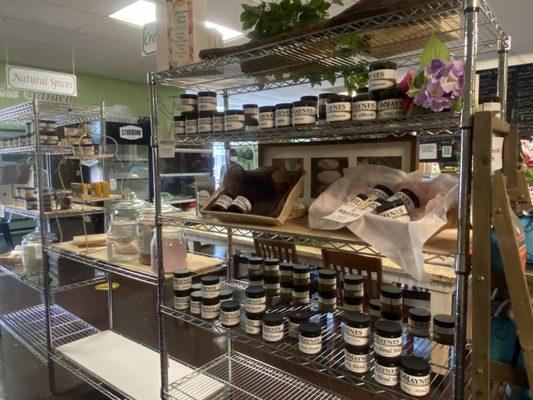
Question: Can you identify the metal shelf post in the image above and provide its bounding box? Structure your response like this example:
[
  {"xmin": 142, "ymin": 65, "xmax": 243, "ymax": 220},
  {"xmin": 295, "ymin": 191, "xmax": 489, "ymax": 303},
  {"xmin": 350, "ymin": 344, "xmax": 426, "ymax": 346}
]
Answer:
[{"xmin": 497, "ymin": 36, "xmax": 511, "ymax": 121}]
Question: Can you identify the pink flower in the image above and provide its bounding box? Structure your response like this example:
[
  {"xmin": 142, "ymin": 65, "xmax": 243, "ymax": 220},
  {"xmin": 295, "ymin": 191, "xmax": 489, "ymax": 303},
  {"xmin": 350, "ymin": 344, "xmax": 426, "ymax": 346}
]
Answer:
[{"xmin": 399, "ymin": 69, "xmax": 414, "ymax": 93}]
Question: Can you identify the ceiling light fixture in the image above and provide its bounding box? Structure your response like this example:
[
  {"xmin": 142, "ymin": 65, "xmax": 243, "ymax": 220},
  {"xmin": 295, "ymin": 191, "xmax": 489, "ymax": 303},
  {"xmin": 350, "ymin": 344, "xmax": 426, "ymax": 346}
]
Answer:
[
  {"xmin": 109, "ymin": 0, "xmax": 156, "ymax": 27},
  {"xmin": 205, "ymin": 21, "xmax": 243, "ymax": 41}
]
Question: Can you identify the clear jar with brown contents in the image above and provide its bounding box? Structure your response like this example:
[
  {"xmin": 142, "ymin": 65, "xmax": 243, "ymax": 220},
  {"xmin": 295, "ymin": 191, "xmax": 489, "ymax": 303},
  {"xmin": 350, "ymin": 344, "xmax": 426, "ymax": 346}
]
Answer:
[
  {"xmin": 317, "ymin": 269, "xmax": 337, "ymax": 292},
  {"xmin": 247, "ymin": 257, "xmax": 264, "ymax": 280},
  {"xmin": 280, "ymin": 282, "xmax": 292, "ymax": 303},
  {"xmin": 263, "ymin": 258, "xmax": 280, "ymax": 279},
  {"xmin": 343, "ymin": 274, "xmax": 364, "ymax": 299},
  {"xmin": 292, "ymin": 285, "xmax": 310, "ymax": 306},
  {"xmin": 280, "ymin": 262, "xmax": 293, "ymax": 285},
  {"xmin": 318, "ymin": 291, "xmax": 337, "ymax": 312},
  {"xmin": 293, "ymin": 264, "xmax": 310, "ymax": 286},
  {"xmin": 380, "ymin": 285, "xmax": 403, "ymax": 314}
]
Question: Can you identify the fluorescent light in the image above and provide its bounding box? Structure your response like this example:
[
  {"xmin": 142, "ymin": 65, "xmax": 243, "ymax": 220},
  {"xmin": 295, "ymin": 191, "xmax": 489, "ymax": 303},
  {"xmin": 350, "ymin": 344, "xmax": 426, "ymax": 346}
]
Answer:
[
  {"xmin": 109, "ymin": 0, "xmax": 156, "ymax": 27},
  {"xmin": 205, "ymin": 21, "xmax": 243, "ymax": 41}
]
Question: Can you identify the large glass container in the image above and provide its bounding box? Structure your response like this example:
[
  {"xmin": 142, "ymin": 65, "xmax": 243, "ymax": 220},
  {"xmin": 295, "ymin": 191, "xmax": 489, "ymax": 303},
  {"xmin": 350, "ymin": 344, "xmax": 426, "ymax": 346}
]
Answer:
[
  {"xmin": 21, "ymin": 230, "xmax": 56, "ymax": 273},
  {"xmin": 137, "ymin": 204, "xmax": 178, "ymax": 265},
  {"xmin": 151, "ymin": 226, "xmax": 187, "ymax": 273},
  {"xmin": 106, "ymin": 218, "xmax": 138, "ymax": 263},
  {"xmin": 112, "ymin": 192, "xmax": 146, "ymax": 221}
]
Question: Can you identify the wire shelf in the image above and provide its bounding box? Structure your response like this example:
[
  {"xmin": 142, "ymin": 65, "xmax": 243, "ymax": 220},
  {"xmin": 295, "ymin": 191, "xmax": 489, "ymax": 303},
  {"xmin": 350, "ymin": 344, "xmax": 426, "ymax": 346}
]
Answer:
[
  {"xmin": 163, "ymin": 280, "xmax": 470, "ymax": 400},
  {"xmin": 0, "ymin": 145, "xmax": 74, "ymax": 155},
  {"xmin": 167, "ymin": 351, "xmax": 347, "ymax": 400},
  {"xmin": 153, "ymin": 0, "xmax": 505, "ymax": 94},
  {"xmin": 163, "ymin": 214, "xmax": 456, "ymax": 268},
  {"xmin": 0, "ymin": 204, "xmax": 105, "ymax": 220},
  {"xmin": 0, "ymin": 102, "xmax": 101, "ymax": 126},
  {"xmin": 174, "ymin": 113, "xmax": 460, "ymax": 145},
  {"xmin": 45, "ymin": 245, "xmax": 159, "ymax": 285},
  {"xmin": 0, "ymin": 263, "xmax": 107, "ymax": 293}
]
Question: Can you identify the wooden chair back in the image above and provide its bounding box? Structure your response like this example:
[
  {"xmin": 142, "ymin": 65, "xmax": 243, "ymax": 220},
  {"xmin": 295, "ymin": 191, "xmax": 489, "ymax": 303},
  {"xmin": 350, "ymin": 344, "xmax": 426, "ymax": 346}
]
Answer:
[
  {"xmin": 253, "ymin": 235, "xmax": 298, "ymax": 263},
  {"xmin": 321, "ymin": 248, "xmax": 382, "ymax": 306}
]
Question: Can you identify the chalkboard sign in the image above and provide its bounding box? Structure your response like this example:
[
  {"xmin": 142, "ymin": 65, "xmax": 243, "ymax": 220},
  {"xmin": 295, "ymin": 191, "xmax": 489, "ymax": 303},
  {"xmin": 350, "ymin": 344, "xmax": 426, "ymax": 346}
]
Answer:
[{"xmin": 478, "ymin": 63, "xmax": 533, "ymax": 135}]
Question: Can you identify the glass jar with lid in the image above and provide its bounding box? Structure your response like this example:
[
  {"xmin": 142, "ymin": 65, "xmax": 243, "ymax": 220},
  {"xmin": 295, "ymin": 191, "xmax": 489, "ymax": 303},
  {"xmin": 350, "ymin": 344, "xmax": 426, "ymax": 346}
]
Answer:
[
  {"xmin": 151, "ymin": 226, "xmax": 187, "ymax": 273},
  {"xmin": 137, "ymin": 204, "xmax": 178, "ymax": 265},
  {"xmin": 22, "ymin": 229, "xmax": 56, "ymax": 273},
  {"xmin": 112, "ymin": 192, "xmax": 146, "ymax": 221},
  {"xmin": 106, "ymin": 218, "xmax": 139, "ymax": 263}
]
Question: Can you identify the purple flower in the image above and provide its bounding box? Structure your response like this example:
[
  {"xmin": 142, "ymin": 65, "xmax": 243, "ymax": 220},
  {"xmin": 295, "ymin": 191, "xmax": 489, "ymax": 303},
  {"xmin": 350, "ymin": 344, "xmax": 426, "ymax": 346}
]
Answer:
[{"xmin": 414, "ymin": 57, "xmax": 465, "ymax": 112}]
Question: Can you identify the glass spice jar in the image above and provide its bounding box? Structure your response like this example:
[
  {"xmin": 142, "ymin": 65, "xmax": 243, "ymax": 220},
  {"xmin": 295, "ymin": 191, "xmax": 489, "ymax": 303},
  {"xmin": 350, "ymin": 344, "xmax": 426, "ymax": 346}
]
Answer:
[
  {"xmin": 374, "ymin": 320, "xmax": 403, "ymax": 359},
  {"xmin": 246, "ymin": 311, "xmax": 263, "ymax": 335},
  {"xmin": 318, "ymin": 93, "xmax": 335, "ymax": 123},
  {"xmin": 326, "ymin": 94, "xmax": 352, "ymax": 123},
  {"xmin": 197, "ymin": 111, "xmax": 213, "ymax": 133},
  {"xmin": 369, "ymin": 299, "xmax": 381, "ymax": 321},
  {"xmin": 180, "ymin": 94, "xmax": 198, "ymax": 112},
  {"xmin": 368, "ymin": 61, "xmax": 398, "ymax": 93},
  {"xmin": 264, "ymin": 277, "xmax": 280, "ymax": 297},
  {"xmin": 219, "ymin": 288, "xmax": 233, "ymax": 304},
  {"xmin": 262, "ymin": 312, "xmax": 284, "ymax": 342},
  {"xmin": 433, "ymin": 314, "xmax": 455, "ymax": 345},
  {"xmin": 201, "ymin": 275, "xmax": 220, "ymax": 299},
  {"xmin": 343, "ymin": 274, "xmax": 364, "ymax": 298},
  {"xmin": 263, "ymin": 258, "xmax": 280, "ymax": 278},
  {"xmin": 258, "ymin": 106, "xmax": 275, "ymax": 129},
  {"xmin": 377, "ymin": 89, "xmax": 405, "ymax": 120},
  {"xmin": 184, "ymin": 112, "xmax": 198, "ymax": 134},
  {"xmin": 374, "ymin": 355, "xmax": 400, "ymax": 387},
  {"xmin": 299, "ymin": 322, "xmax": 322, "ymax": 354},
  {"xmin": 343, "ymin": 312, "xmax": 371, "ymax": 346},
  {"xmin": 408, "ymin": 308, "xmax": 431, "ymax": 338},
  {"xmin": 212, "ymin": 111, "xmax": 225, "ymax": 132},
  {"xmin": 173, "ymin": 269, "xmax": 192, "ymax": 291},
  {"xmin": 174, "ymin": 289, "xmax": 190, "ymax": 311},
  {"xmin": 352, "ymin": 88, "xmax": 377, "ymax": 121},
  {"xmin": 275, "ymin": 103, "xmax": 292, "ymax": 127},
  {"xmin": 318, "ymin": 291, "xmax": 337, "ymax": 313},
  {"xmin": 245, "ymin": 286, "xmax": 266, "ymax": 314},
  {"xmin": 280, "ymin": 262, "xmax": 294, "ymax": 285},
  {"xmin": 343, "ymin": 296, "xmax": 363, "ymax": 313},
  {"xmin": 201, "ymin": 297, "xmax": 220, "ymax": 320},
  {"xmin": 380, "ymin": 285, "xmax": 403, "ymax": 313},
  {"xmin": 381, "ymin": 311, "xmax": 403, "ymax": 323},
  {"xmin": 292, "ymin": 285, "xmax": 310, "ymax": 306},
  {"xmin": 197, "ymin": 91, "xmax": 217, "ymax": 111},
  {"xmin": 107, "ymin": 218, "xmax": 138, "ymax": 263},
  {"xmin": 220, "ymin": 300, "xmax": 241, "ymax": 328},
  {"xmin": 292, "ymin": 100, "xmax": 317, "ymax": 125},
  {"xmin": 288, "ymin": 310, "xmax": 312, "ymax": 339},
  {"xmin": 150, "ymin": 226, "xmax": 187, "ymax": 273},
  {"xmin": 400, "ymin": 356, "xmax": 431, "ymax": 397},
  {"xmin": 224, "ymin": 110, "xmax": 245, "ymax": 131},
  {"xmin": 293, "ymin": 264, "xmax": 310, "ymax": 286},
  {"xmin": 317, "ymin": 269, "xmax": 337, "ymax": 292},
  {"xmin": 190, "ymin": 290, "xmax": 202, "ymax": 315},
  {"xmin": 345, "ymin": 344, "xmax": 371, "ymax": 374},
  {"xmin": 248, "ymin": 257, "xmax": 264, "ymax": 279},
  {"xmin": 280, "ymin": 282, "xmax": 292, "ymax": 303}
]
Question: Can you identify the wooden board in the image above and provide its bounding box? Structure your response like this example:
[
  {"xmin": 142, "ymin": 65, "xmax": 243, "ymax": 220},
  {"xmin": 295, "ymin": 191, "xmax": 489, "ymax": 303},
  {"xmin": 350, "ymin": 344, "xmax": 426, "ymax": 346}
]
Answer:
[
  {"xmin": 72, "ymin": 194, "xmax": 122, "ymax": 203},
  {"xmin": 52, "ymin": 241, "xmax": 224, "ymax": 277},
  {"xmin": 57, "ymin": 331, "xmax": 224, "ymax": 400},
  {"xmin": 72, "ymin": 234, "xmax": 107, "ymax": 247}
]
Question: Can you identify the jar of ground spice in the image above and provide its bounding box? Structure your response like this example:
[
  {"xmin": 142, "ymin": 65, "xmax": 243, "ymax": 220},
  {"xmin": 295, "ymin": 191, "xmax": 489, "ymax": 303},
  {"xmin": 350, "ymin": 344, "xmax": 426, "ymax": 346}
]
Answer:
[
  {"xmin": 173, "ymin": 269, "xmax": 192, "ymax": 291},
  {"xmin": 249, "ymin": 274, "xmax": 264, "ymax": 287},
  {"xmin": 408, "ymin": 308, "xmax": 431, "ymax": 338},
  {"xmin": 258, "ymin": 106, "xmax": 275, "ymax": 129},
  {"xmin": 219, "ymin": 289, "xmax": 233, "ymax": 304},
  {"xmin": 262, "ymin": 312, "xmax": 284, "ymax": 342},
  {"xmin": 220, "ymin": 300, "xmax": 241, "ymax": 328},
  {"xmin": 368, "ymin": 61, "xmax": 397, "ymax": 93},
  {"xmin": 374, "ymin": 355, "xmax": 400, "ymax": 387},
  {"xmin": 293, "ymin": 264, "xmax": 310, "ymax": 286},
  {"xmin": 292, "ymin": 285, "xmax": 310, "ymax": 306},
  {"xmin": 381, "ymin": 311, "xmax": 402, "ymax": 323},
  {"xmin": 299, "ymin": 322, "xmax": 322, "ymax": 354},
  {"xmin": 343, "ymin": 312, "xmax": 370, "ymax": 346},
  {"xmin": 380, "ymin": 285, "xmax": 403, "ymax": 314},
  {"xmin": 343, "ymin": 296, "xmax": 363, "ymax": 313},
  {"xmin": 318, "ymin": 269, "xmax": 337, "ymax": 292},
  {"xmin": 201, "ymin": 297, "xmax": 220, "ymax": 320},
  {"xmin": 352, "ymin": 88, "xmax": 377, "ymax": 121},
  {"xmin": 400, "ymin": 356, "xmax": 431, "ymax": 397},
  {"xmin": 280, "ymin": 262, "xmax": 293, "ymax": 285},
  {"xmin": 318, "ymin": 291, "xmax": 337, "ymax": 313},
  {"xmin": 288, "ymin": 310, "xmax": 312, "ymax": 339},
  {"xmin": 280, "ymin": 282, "xmax": 292, "ymax": 303},
  {"xmin": 369, "ymin": 299, "xmax": 381, "ymax": 322},
  {"xmin": 343, "ymin": 274, "xmax": 364, "ymax": 298},
  {"xmin": 246, "ymin": 312, "xmax": 262, "ymax": 335},
  {"xmin": 433, "ymin": 314, "xmax": 455, "ymax": 345},
  {"xmin": 264, "ymin": 277, "xmax": 280, "ymax": 297},
  {"xmin": 263, "ymin": 258, "xmax": 280, "ymax": 278},
  {"xmin": 190, "ymin": 291, "xmax": 202, "ymax": 315},
  {"xmin": 247, "ymin": 257, "xmax": 264, "ymax": 279},
  {"xmin": 201, "ymin": 275, "xmax": 220, "ymax": 299},
  {"xmin": 345, "ymin": 344, "xmax": 370, "ymax": 374},
  {"xmin": 174, "ymin": 289, "xmax": 190, "ymax": 311},
  {"xmin": 275, "ymin": 103, "xmax": 292, "ymax": 127},
  {"xmin": 374, "ymin": 320, "xmax": 403, "ymax": 359},
  {"xmin": 245, "ymin": 286, "xmax": 266, "ymax": 314}
]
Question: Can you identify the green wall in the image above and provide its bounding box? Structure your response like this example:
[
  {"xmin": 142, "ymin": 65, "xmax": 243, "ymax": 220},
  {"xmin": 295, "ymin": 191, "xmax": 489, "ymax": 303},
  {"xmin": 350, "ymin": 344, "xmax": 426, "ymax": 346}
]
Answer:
[{"xmin": 0, "ymin": 61, "xmax": 181, "ymax": 119}]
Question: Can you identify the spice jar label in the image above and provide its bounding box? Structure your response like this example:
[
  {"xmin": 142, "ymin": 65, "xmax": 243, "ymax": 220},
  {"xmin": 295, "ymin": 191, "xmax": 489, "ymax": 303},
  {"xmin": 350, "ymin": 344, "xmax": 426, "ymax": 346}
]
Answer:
[
  {"xmin": 379, "ymin": 204, "xmax": 409, "ymax": 219},
  {"xmin": 400, "ymin": 372, "xmax": 431, "ymax": 396},
  {"xmin": 345, "ymin": 352, "xmax": 370, "ymax": 373},
  {"xmin": 324, "ymin": 200, "xmax": 371, "ymax": 223},
  {"xmin": 232, "ymin": 196, "xmax": 252, "ymax": 212},
  {"xmin": 299, "ymin": 335, "xmax": 322, "ymax": 354}
]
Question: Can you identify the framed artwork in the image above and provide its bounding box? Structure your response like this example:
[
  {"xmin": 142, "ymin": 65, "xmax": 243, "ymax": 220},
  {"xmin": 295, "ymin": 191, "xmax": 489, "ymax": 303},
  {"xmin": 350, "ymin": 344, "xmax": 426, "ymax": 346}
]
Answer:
[{"xmin": 259, "ymin": 137, "xmax": 415, "ymax": 204}]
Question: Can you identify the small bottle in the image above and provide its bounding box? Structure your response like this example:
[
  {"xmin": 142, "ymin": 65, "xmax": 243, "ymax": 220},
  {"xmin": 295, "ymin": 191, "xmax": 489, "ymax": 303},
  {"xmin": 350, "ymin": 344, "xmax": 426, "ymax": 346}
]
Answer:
[
  {"xmin": 262, "ymin": 312, "xmax": 284, "ymax": 342},
  {"xmin": 245, "ymin": 286, "xmax": 266, "ymax": 314},
  {"xmin": 173, "ymin": 289, "xmax": 190, "ymax": 311},
  {"xmin": 190, "ymin": 290, "xmax": 202, "ymax": 315},
  {"xmin": 201, "ymin": 297, "xmax": 220, "ymax": 320},
  {"xmin": 433, "ymin": 314, "xmax": 455, "ymax": 345},
  {"xmin": 408, "ymin": 308, "xmax": 431, "ymax": 338},
  {"xmin": 317, "ymin": 269, "xmax": 337, "ymax": 292},
  {"xmin": 343, "ymin": 312, "xmax": 371, "ymax": 346},
  {"xmin": 173, "ymin": 269, "xmax": 192, "ymax": 291},
  {"xmin": 201, "ymin": 275, "xmax": 220, "ymax": 299},
  {"xmin": 380, "ymin": 284, "xmax": 403, "ymax": 314},
  {"xmin": 220, "ymin": 300, "xmax": 241, "ymax": 328},
  {"xmin": 374, "ymin": 355, "xmax": 400, "ymax": 386},
  {"xmin": 345, "ymin": 344, "xmax": 371, "ymax": 374},
  {"xmin": 299, "ymin": 322, "xmax": 322, "ymax": 354},
  {"xmin": 246, "ymin": 311, "xmax": 263, "ymax": 335},
  {"xmin": 400, "ymin": 356, "xmax": 431, "ymax": 397},
  {"xmin": 374, "ymin": 320, "xmax": 403, "ymax": 358}
]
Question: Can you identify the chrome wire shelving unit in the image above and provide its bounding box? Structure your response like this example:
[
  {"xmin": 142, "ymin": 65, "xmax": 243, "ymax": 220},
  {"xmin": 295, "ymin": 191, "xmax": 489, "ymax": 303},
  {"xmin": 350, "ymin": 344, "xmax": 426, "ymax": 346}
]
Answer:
[{"xmin": 148, "ymin": 0, "xmax": 509, "ymax": 399}]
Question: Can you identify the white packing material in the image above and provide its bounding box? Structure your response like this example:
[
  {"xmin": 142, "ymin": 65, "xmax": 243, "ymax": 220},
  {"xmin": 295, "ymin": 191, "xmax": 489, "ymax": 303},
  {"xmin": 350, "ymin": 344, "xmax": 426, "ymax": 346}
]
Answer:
[{"xmin": 308, "ymin": 165, "xmax": 458, "ymax": 281}]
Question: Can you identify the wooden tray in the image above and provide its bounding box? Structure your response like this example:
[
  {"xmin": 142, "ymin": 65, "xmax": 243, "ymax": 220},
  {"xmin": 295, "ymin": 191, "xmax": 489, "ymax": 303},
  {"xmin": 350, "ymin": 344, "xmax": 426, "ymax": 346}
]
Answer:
[{"xmin": 202, "ymin": 176, "xmax": 304, "ymax": 226}]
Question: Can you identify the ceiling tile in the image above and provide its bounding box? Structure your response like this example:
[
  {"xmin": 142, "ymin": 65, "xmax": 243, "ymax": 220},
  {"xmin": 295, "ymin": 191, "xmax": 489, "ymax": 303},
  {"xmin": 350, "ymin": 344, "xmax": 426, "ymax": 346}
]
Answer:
[
  {"xmin": 39, "ymin": 0, "xmax": 136, "ymax": 17},
  {"xmin": 5, "ymin": 17, "xmax": 70, "ymax": 44},
  {"xmin": 78, "ymin": 18, "xmax": 142, "ymax": 46},
  {"xmin": 53, "ymin": 33, "xmax": 132, "ymax": 57},
  {"xmin": 6, "ymin": 0, "xmax": 99, "ymax": 31}
]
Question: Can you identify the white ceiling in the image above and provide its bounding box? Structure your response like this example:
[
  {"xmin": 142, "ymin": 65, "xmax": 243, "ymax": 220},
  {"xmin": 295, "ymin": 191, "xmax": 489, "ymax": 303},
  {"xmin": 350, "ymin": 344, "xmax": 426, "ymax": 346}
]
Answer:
[{"xmin": 0, "ymin": 0, "xmax": 532, "ymax": 103}]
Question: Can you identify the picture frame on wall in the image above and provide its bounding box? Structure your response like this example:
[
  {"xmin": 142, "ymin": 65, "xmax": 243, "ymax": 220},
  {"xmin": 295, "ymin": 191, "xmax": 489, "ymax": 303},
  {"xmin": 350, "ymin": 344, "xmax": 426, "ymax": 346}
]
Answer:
[{"xmin": 259, "ymin": 137, "xmax": 416, "ymax": 205}]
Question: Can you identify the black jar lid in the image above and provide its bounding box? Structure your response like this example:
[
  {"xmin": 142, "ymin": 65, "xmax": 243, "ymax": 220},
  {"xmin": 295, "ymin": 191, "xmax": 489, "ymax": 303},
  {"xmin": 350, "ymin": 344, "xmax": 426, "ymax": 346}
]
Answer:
[
  {"xmin": 221, "ymin": 300, "xmax": 240, "ymax": 312},
  {"xmin": 373, "ymin": 184, "xmax": 395, "ymax": 197},
  {"xmin": 174, "ymin": 289, "xmax": 191, "ymax": 297},
  {"xmin": 344, "ymin": 311, "xmax": 371, "ymax": 327},
  {"xmin": 344, "ymin": 296, "xmax": 363, "ymax": 305},
  {"xmin": 353, "ymin": 193, "xmax": 369, "ymax": 202},
  {"xmin": 246, "ymin": 311, "xmax": 264, "ymax": 320},
  {"xmin": 381, "ymin": 311, "xmax": 402, "ymax": 321},
  {"xmin": 401, "ymin": 356, "xmax": 431, "ymax": 376},
  {"xmin": 354, "ymin": 89, "xmax": 375, "ymax": 101},
  {"xmin": 433, "ymin": 314, "xmax": 456, "ymax": 328},
  {"xmin": 276, "ymin": 103, "xmax": 293, "ymax": 109},
  {"xmin": 292, "ymin": 285, "xmax": 309, "ymax": 292},
  {"xmin": 191, "ymin": 283, "xmax": 202, "ymax": 291},
  {"xmin": 263, "ymin": 312, "xmax": 284, "ymax": 326},
  {"xmin": 375, "ymin": 354, "xmax": 401, "ymax": 367},
  {"xmin": 299, "ymin": 322, "xmax": 321, "ymax": 337},
  {"xmin": 369, "ymin": 299, "xmax": 381, "ymax": 310},
  {"xmin": 375, "ymin": 320, "xmax": 402, "ymax": 337},
  {"xmin": 213, "ymin": 111, "xmax": 225, "ymax": 117},
  {"xmin": 479, "ymin": 95, "xmax": 500, "ymax": 103},
  {"xmin": 381, "ymin": 284, "xmax": 403, "ymax": 299},
  {"xmin": 319, "ymin": 92, "xmax": 336, "ymax": 100},
  {"xmin": 202, "ymin": 297, "xmax": 220, "ymax": 305},
  {"xmin": 301, "ymin": 95, "xmax": 318, "ymax": 102},
  {"xmin": 248, "ymin": 256, "xmax": 263, "ymax": 265},
  {"xmin": 318, "ymin": 291, "xmax": 336, "ymax": 299},
  {"xmin": 357, "ymin": 87, "xmax": 369, "ymax": 94},
  {"xmin": 375, "ymin": 199, "xmax": 405, "ymax": 215},
  {"xmin": 318, "ymin": 269, "xmax": 336, "ymax": 279},
  {"xmin": 280, "ymin": 262, "xmax": 294, "ymax": 271},
  {"xmin": 259, "ymin": 106, "xmax": 275, "ymax": 112},
  {"xmin": 293, "ymin": 264, "xmax": 310, "ymax": 273},
  {"xmin": 397, "ymin": 188, "xmax": 420, "ymax": 208},
  {"xmin": 191, "ymin": 290, "xmax": 203, "ymax": 301},
  {"xmin": 183, "ymin": 112, "xmax": 198, "ymax": 119},
  {"xmin": 173, "ymin": 268, "xmax": 192, "ymax": 278},
  {"xmin": 288, "ymin": 310, "xmax": 312, "ymax": 323},
  {"xmin": 225, "ymin": 109, "xmax": 245, "ymax": 115},
  {"xmin": 220, "ymin": 289, "xmax": 233, "ymax": 300},
  {"xmin": 344, "ymin": 274, "xmax": 364, "ymax": 285},
  {"xmin": 201, "ymin": 275, "xmax": 220, "ymax": 285},
  {"xmin": 328, "ymin": 94, "xmax": 352, "ymax": 103},
  {"xmin": 292, "ymin": 100, "xmax": 316, "ymax": 108},
  {"xmin": 264, "ymin": 258, "xmax": 279, "ymax": 266},
  {"xmin": 378, "ymin": 89, "xmax": 404, "ymax": 101},
  {"xmin": 346, "ymin": 344, "xmax": 370, "ymax": 355},
  {"xmin": 243, "ymin": 103, "xmax": 258, "ymax": 109},
  {"xmin": 245, "ymin": 286, "xmax": 266, "ymax": 298},
  {"xmin": 198, "ymin": 91, "xmax": 216, "ymax": 97},
  {"xmin": 264, "ymin": 276, "xmax": 280, "ymax": 284},
  {"xmin": 245, "ymin": 119, "xmax": 258, "ymax": 127},
  {"xmin": 369, "ymin": 61, "xmax": 397, "ymax": 71},
  {"xmin": 409, "ymin": 308, "xmax": 431, "ymax": 322},
  {"xmin": 180, "ymin": 93, "xmax": 198, "ymax": 99},
  {"xmin": 198, "ymin": 110, "xmax": 214, "ymax": 118},
  {"xmin": 173, "ymin": 115, "xmax": 185, "ymax": 121}
]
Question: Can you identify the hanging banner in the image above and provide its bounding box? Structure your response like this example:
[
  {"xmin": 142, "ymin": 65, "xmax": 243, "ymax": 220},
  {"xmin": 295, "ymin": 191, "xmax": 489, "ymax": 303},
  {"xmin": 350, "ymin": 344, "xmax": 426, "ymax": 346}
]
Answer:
[
  {"xmin": 142, "ymin": 22, "xmax": 157, "ymax": 56},
  {"xmin": 5, "ymin": 65, "xmax": 77, "ymax": 96}
]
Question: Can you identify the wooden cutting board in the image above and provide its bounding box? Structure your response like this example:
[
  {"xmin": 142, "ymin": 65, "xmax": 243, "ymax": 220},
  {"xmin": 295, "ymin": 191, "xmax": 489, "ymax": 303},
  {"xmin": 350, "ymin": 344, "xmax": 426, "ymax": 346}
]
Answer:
[{"xmin": 72, "ymin": 234, "xmax": 107, "ymax": 247}]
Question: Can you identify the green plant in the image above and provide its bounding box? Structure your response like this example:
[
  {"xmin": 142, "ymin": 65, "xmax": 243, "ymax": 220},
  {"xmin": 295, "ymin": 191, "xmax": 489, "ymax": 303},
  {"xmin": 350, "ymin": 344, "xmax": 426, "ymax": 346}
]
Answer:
[{"xmin": 241, "ymin": 0, "xmax": 343, "ymax": 41}]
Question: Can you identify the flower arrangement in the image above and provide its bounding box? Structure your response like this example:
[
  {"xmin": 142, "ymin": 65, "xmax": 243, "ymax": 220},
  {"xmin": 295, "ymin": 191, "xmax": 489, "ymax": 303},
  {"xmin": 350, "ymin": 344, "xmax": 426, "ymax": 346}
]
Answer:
[{"xmin": 400, "ymin": 36, "xmax": 465, "ymax": 115}]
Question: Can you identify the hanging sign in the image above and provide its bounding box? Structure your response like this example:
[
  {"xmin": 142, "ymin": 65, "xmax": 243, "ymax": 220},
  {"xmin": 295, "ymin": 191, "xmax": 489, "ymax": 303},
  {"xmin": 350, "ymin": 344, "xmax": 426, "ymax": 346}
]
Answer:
[
  {"xmin": 5, "ymin": 65, "xmax": 77, "ymax": 96},
  {"xmin": 119, "ymin": 125, "xmax": 143, "ymax": 140},
  {"xmin": 142, "ymin": 22, "xmax": 157, "ymax": 56}
]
